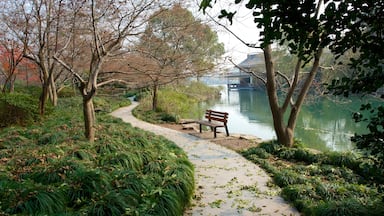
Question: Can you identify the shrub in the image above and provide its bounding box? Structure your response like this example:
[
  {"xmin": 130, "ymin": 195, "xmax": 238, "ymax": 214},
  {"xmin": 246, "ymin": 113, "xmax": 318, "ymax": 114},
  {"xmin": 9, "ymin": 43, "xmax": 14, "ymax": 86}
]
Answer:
[
  {"xmin": 0, "ymin": 92, "xmax": 42, "ymax": 127},
  {"xmin": 258, "ymin": 141, "xmax": 281, "ymax": 154},
  {"xmin": 312, "ymin": 198, "xmax": 377, "ymax": 216},
  {"xmin": 274, "ymin": 170, "xmax": 307, "ymax": 187},
  {"xmin": 160, "ymin": 113, "xmax": 177, "ymax": 122},
  {"xmin": 352, "ymin": 103, "xmax": 384, "ymax": 170},
  {"xmin": 323, "ymin": 151, "xmax": 359, "ymax": 169},
  {"xmin": 282, "ymin": 184, "xmax": 317, "ymax": 204},
  {"xmin": 241, "ymin": 147, "xmax": 270, "ymax": 159}
]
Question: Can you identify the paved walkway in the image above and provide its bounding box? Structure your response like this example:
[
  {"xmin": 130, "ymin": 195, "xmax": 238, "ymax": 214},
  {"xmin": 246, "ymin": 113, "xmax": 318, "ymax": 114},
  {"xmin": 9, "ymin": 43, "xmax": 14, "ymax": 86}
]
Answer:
[{"xmin": 111, "ymin": 102, "xmax": 299, "ymax": 216}]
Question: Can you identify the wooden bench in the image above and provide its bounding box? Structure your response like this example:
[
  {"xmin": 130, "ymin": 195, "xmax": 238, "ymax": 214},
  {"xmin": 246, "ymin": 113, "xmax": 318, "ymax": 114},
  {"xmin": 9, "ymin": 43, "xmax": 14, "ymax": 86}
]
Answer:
[{"xmin": 196, "ymin": 110, "xmax": 229, "ymax": 138}]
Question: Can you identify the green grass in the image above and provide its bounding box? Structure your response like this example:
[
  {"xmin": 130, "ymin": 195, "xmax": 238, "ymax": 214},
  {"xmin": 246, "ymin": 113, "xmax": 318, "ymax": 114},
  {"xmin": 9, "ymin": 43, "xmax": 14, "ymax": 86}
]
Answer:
[
  {"xmin": 133, "ymin": 81, "xmax": 222, "ymax": 123},
  {"xmin": 241, "ymin": 141, "xmax": 384, "ymax": 215},
  {"xmin": 0, "ymin": 93, "xmax": 194, "ymax": 215},
  {"xmin": 0, "ymin": 91, "xmax": 44, "ymax": 127}
]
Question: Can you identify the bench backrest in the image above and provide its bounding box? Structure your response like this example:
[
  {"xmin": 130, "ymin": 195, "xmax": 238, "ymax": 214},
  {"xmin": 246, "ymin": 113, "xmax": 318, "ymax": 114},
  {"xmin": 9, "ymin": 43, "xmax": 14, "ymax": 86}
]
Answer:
[{"xmin": 204, "ymin": 110, "xmax": 228, "ymax": 123}]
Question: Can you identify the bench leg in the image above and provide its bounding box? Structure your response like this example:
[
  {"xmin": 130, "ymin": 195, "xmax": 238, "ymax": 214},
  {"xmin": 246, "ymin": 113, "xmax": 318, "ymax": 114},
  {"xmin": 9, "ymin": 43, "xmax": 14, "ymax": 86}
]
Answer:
[
  {"xmin": 225, "ymin": 126, "xmax": 229, "ymax": 136},
  {"xmin": 199, "ymin": 124, "xmax": 202, "ymax": 133},
  {"xmin": 213, "ymin": 127, "xmax": 217, "ymax": 138}
]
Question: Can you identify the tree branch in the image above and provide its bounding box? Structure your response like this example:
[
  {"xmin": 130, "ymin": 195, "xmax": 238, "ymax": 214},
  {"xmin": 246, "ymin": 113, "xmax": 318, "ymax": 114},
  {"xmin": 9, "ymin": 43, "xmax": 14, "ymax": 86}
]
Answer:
[
  {"xmin": 97, "ymin": 79, "xmax": 132, "ymax": 87},
  {"xmin": 205, "ymin": 13, "xmax": 262, "ymax": 49},
  {"xmin": 281, "ymin": 59, "xmax": 301, "ymax": 112},
  {"xmin": 227, "ymin": 57, "xmax": 266, "ymax": 84},
  {"xmin": 52, "ymin": 55, "xmax": 85, "ymax": 84}
]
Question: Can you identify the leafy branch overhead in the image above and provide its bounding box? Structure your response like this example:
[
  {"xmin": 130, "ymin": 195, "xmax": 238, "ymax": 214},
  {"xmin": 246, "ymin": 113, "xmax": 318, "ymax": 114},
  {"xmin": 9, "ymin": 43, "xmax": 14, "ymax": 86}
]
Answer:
[{"xmin": 202, "ymin": 1, "xmax": 333, "ymax": 64}]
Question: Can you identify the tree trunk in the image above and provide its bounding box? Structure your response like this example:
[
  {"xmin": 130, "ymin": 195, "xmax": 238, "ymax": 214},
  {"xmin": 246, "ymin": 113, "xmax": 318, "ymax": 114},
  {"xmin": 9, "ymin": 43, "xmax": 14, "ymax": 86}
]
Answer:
[
  {"xmin": 286, "ymin": 48, "xmax": 323, "ymax": 136},
  {"xmin": 39, "ymin": 82, "xmax": 50, "ymax": 115},
  {"xmin": 2, "ymin": 73, "xmax": 16, "ymax": 93},
  {"xmin": 2, "ymin": 77, "xmax": 11, "ymax": 93},
  {"xmin": 152, "ymin": 83, "xmax": 158, "ymax": 111},
  {"xmin": 83, "ymin": 96, "xmax": 95, "ymax": 142},
  {"xmin": 9, "ymin": 74, "xmax": 16, "ymax": 93},
  {"xmin": 264, "ymin": 44, "xmax": 292, "ymax": 146},
  {"xmin": 264, "ymin": 44, "xmax": 323, "ymax": 147},
  {"xmin": 49, "ymin": 74, "xmax": 58, "ymax": 106}
]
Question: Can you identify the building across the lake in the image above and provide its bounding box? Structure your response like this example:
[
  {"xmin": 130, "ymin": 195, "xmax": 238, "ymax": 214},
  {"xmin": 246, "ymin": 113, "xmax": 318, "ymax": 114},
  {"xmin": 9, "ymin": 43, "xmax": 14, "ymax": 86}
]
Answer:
[{"xmin": 225, "ymin": 53, "xmax": 265, "ymax": 90}]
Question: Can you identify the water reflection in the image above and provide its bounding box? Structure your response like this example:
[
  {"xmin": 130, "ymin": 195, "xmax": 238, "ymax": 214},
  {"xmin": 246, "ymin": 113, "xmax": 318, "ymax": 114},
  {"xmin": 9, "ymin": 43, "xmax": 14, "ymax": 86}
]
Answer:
[{"xmin": 209, "ymin": 87, "xmax": 376, "ymax": 152}]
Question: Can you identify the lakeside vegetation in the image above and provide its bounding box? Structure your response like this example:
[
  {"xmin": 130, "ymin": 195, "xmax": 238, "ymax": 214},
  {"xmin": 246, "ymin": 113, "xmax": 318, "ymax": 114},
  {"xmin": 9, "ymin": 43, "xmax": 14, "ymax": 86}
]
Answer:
[
  {"xmin": 133, "ymin": 81, "xmax": 222, "ymax": 123},
  {"xmin": 135, "ymin": 83, "xmax": 384, "ymax": 215},
  {"xmin": 0, "ymin": 88, "xmax": 194, "ymax": 215}
]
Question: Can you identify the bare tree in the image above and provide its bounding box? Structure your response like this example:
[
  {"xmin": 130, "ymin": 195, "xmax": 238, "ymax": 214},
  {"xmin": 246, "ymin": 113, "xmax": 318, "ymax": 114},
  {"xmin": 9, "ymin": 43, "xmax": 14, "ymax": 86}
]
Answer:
[
  {"xmin": 54, "ymin": 0, "xmax": 168, "ymax": 141},
  {"xmin": 0, "ymin": 0, "xmax": 75, "ymax": 114}
]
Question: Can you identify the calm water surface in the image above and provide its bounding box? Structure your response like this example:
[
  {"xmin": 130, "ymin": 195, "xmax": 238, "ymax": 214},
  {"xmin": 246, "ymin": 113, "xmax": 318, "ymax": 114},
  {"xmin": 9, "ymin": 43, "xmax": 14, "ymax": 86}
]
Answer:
[{"xmin": 208, "ymin": 86, "xmax": 380, "ymax": 152}]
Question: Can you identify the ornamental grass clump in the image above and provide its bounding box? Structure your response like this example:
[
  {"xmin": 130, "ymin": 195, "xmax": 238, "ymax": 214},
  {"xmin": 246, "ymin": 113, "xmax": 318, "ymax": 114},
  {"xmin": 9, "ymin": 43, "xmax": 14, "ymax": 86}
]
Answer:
[
  {"xmin": 0, "ymin": 97, "xmax": 194, "ymax": 216},
  {"xmin": 241, "ymin": 142, "xmax": 384, "ymax": 215}
]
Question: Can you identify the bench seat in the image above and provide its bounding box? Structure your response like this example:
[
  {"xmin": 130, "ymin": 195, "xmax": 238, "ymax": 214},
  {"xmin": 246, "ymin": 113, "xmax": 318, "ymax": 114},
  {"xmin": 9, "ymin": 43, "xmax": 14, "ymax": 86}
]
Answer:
[{"xmin": 196, "ymin": 110, "xmax": 229, "ymax": 138}]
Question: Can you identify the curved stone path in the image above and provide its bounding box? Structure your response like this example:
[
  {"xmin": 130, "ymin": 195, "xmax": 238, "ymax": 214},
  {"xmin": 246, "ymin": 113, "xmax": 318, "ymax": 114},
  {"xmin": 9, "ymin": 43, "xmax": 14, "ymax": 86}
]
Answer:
[{"xmin": 111, "ymin": 102, "xmax": 299, "ymax": 216}]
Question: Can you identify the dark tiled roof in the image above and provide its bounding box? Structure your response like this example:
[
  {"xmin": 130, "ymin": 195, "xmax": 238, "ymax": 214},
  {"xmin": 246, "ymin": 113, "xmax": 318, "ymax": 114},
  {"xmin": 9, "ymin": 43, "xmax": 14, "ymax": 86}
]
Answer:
[{"xmin": 238, "ymin": 53, "xmax": 264, "ymax": 69}]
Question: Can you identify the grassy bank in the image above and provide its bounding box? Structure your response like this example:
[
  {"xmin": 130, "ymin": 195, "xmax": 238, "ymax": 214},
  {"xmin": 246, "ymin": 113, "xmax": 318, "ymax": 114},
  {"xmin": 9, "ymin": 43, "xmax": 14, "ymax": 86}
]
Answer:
[
  {"xmin": 241, "ymin": 141, "xmax": 384, "ymax": 215},
  {"xmin": 133, "ymin": 81, "xmax": 222, "ymax": 123},
  {"xmin": 0, "ymin": 94, "xmax": 194, "ymax": 215}
]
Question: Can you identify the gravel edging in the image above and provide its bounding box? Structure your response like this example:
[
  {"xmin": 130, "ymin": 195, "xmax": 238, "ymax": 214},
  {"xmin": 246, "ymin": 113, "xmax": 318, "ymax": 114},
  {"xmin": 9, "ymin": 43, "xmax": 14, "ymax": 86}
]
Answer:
[{"xmin": 111, "ymin": 102, "xmax": 299, "ymax": 216}]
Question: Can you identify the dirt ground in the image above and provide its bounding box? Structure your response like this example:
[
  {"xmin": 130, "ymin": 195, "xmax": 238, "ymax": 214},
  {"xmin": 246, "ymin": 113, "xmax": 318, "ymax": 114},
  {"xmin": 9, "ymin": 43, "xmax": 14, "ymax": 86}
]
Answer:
[{"xmin": 158, "ymin": 122, "xmax": 263, "ymax": 152}]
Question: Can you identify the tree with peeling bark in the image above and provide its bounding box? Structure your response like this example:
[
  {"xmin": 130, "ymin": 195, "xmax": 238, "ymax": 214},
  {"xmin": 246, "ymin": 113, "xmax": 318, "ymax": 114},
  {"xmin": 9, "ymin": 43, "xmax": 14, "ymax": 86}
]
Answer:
[
  {"xmin": 129, "ymin": 4, "xmax": 224, "ymax": 111},
  {"xmin": 200, "ymin": 0, "xmax": 341, "ymax": 147},
  {"xmin": 54, "ymin": 0, "xmax": 168, "ymax": 142}
]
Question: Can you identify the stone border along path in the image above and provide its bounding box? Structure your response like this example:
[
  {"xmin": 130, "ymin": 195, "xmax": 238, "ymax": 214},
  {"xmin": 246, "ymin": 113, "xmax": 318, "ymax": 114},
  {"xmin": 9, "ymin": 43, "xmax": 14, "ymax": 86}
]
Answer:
[{"xmin": 111, "ymin": 102, "xmax": 299, "ymax": 216}]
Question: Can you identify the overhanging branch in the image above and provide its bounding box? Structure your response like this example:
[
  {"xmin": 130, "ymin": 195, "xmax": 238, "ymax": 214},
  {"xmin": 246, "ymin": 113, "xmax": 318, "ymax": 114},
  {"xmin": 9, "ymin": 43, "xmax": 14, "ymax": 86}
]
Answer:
[
  {"xmin": 227, "ymin": 57, "xmax": 266, "ymax": 84},
  {"xmin": 206, "ymin": 13, "xmax": 262, "ymax": 49}
]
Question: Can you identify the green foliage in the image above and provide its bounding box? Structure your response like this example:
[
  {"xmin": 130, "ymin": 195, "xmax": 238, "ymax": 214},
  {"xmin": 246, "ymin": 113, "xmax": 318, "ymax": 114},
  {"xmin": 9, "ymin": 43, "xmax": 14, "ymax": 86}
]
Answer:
[
  {"xmin": 125, "ymin": 88, "xmax": 148, "ymax": 99},
  {"xmin": 351, "ymin": 103, "xmax": 384, "ymax": 169},
  {"xmin": 312, "ymin": 198, "xmax": 384, "ymax": 216},
  {"xmin": 274, "ymin": 170, "xmax": 307, "ymax": 187},
  {"xmin": 0, "ymin": 92, "xmax": 43, "ymax": 127},
  {"xmin": 93, "ymin": 96, "xmax": 131, "ymax": 113},
  {"xmin": 241, "ymin": 147, "xmax": 270, "ymax": 159},
  {"xmin": 323, "ymin": 1, "xmax": 384, "ymax": 175},
  {"xmin": 135, "ymin": 81, "xmax": 221, "ymax": 123},
  {"xmin": 57, "ymin": 86, "xmax": 77, "ymax": 98},
  {"xmin": 241, "ymin": 142, "xmax": 384, "ymax": 215},
  {"xmin": 0, "ymin": 95, "xmax": 194, "ymax": 215},
  {"xmin": 327, "ymin": 1, "xmax": 384, "ymax": 96},
  {"xmin": 201, "ymin": 1, "xmax": 330, "ymax": 63},
  {"xmin": 15, "ymin": 84, "xmax": 42, "ymax": 98},
  {"xmin": 258, "ymin": 141, "xmax": 281, "ymax": 154}
]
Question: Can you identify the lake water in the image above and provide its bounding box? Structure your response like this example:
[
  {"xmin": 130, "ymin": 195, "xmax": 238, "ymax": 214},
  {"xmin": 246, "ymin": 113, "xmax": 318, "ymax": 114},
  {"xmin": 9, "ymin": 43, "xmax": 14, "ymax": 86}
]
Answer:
[{"xmin": 207, "ymin": 85, "xmax": 380, "ymax": 152}]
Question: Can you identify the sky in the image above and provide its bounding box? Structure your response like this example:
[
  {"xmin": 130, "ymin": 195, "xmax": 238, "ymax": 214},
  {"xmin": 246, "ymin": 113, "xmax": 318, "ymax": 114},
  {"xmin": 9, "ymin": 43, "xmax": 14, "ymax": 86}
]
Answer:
[{"xmin": 189, "ymin": 0, "xmax": 262, "ymax": 66}]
